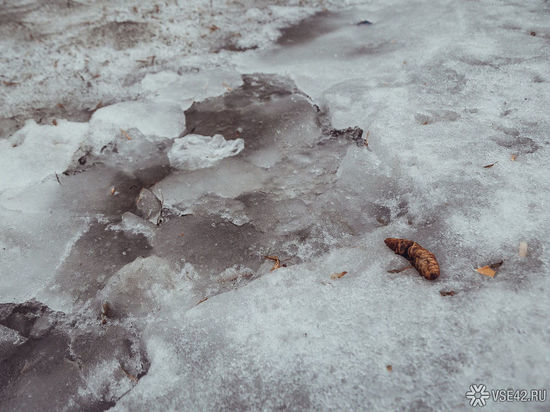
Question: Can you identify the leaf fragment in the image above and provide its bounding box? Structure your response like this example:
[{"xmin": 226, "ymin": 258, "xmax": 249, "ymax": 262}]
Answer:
[
  {"xmin": 330, "ymin": 271, "xmax": 348, "ymax": 280},
  {"xmin": 120, "ymin": 129, "xmax": 132, "ymax": 140},
  {"xmin": 197, "ymin": 297, "xmax": 208, "ymax": 305},
  {"xmin": 476, "ymin": 265, "xmax": 496, "ymax": 278},
  {"xmin": 265, "ymin": 255, "xmax": 281, "ymax": 271},
  {"xmin": 386, "ymin": 365, "xmax": 392, "ymax": 372},
  {"xmin": 439, "ymin": 290, "xmax": 456, "ymax": 296},
  {"xmin": 120, "ymin": 365, "xmax": 138, "ymax": 383},
  {"xmin": 519, "ymin": 241, "xmax": 528, "ymax": 257},
  {"xmin": 483, "ymin": 161, "xmax": 498, "ymax": 168},
  {"xmin": 101, "ymin": 301, "xmax": 110, "ymax": 324},
  {"xmin": 510, "ymin": 154, "xmax": 517, "ymax": 161}
]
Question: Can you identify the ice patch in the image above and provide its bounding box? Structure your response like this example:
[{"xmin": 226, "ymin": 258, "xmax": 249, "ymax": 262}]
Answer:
[
  {"xmin": 91, "ymin": 100, "xmax": 185, "ymax": 138},
  {"xmin": 0, "ymin": 120, "xmax": 87, "ymax": 191},
  {"xmin": 168, "ymin": 134, "xmax": 245, "ymax": 171}
]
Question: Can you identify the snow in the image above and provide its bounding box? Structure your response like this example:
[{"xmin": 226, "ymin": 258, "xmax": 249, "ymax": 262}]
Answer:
[{"xmin": 1, "ymin": 0, "xmax": 550, "ymax": 410}]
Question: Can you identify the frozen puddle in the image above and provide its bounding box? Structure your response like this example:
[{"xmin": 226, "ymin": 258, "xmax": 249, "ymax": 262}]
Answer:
[
  {"xmin": 1, "ymin": 72, "xmax": 369, "ymax": 409},
  {"xmin": 51, "ymin": 73, "xmax": 367, "ymax": 307}
]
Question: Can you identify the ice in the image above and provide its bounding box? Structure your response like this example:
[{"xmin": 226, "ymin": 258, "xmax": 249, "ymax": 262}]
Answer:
[
  {"xmin": 0, "ymin": 300, "xmax": 149, "ymax": 411},
  {"xmin": 2, "ymin": 0, "xmax": 550, "ymax": 410},
  {"xmin": 97, "ymin": 256, "xmax": 183, "ymax": 319},
  {"xmin": 135, "ymin": 188, "xmax": 162, "ymax": 224},
  {"xmin": 168, "ymin": 134, "xmax": 244, "ymax": 171},
  {"xmin": 0, "ymin": 119, "xmax": 87, "ymax": 191},
  {"xmin": 91, "ymin": 100, "xmax": 185, "ymax": 138}
]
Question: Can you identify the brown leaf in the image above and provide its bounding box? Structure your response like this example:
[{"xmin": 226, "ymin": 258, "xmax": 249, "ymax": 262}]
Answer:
[
  {"xmin": 2, "ymin": 80, "xmax": 19, "ymax": 86},
  {"xmin": 197, "ymin": 297, "xmax": 208, "ymax": 305},
  {"xmin": 330, "ymin": 271, "xmax": 348, "ymax": 280},
  {"xmin": 384, "ymin": 238, "xmax": 440, "ymax": 280},
  {"xmin": 386, "ymin": 365, "xmax": 392, "ymax": 372},
  {"xmin": 476, "ymin": 265, "xmax": 496, "ymax": 278},
  {"xmin": 510, "ymin": 154, "xmax": 517, "ymax": 161},
  {"xmin": 209, "ymin": 24, "xmax": 219, "ymax": 33},
  {"xmin": 439, "ymin": 290, "xmax": 456, "ymax": 296},
  {"xmin": 110, "ymin": 187, "xmax": 116, "ymax": 195},
  {"xmin": 120, "ymin": 365, "xmax": 138, "ymax": 383},
  {"xmin": 120, "ymin": 129, "xmax": 132, "ymax": 140},
  {"xmin": 92, "ymin": 100, "xmax": 103, "ymax": 112},
  {"xmin": 488, "ymin": 260, "xmax": 503, "ymax": 270},
  {"xmin": 52, "ymin": 119, "xmax": 58, "ymax": 126},
  {"xmin": 265, "ymin": 255, "xmax": 281, "ymax": 271},
  {"xmin": 483, "ymin": 161, "xmax": 498, "ymax": 168}
]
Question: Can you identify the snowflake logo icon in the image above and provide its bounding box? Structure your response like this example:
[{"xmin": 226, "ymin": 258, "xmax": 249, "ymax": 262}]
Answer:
[{"xmin": 466, "ymin": 384, "xmax": 490, "ymax": 407}]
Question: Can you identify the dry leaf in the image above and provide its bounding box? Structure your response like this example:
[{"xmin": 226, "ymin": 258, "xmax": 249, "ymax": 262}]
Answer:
[
  {"xmin": 519, "ymin": 241, "xmax": 528, "ymax": 257},
  {"xmin": 330, "ymin": 271, "xmax": 348, "ymax": 280},
  {"xmin": 386, "ymin": 365, "xmax": 392, "ymax": 372},
  {"xmin": 120, "ymin": 365, "xmax": 138, "ymax": 383},
  {"xmin": 110, "ymin": 187, "xmax": 116, "ymax": 195},
  {"xmin": 364, "ymin": 130, "xmax": 370, "ymax": 147},
  {"xmin": 384, "ymin": 238, "xmax": 440, "ymax": 280},
  {"xmin": 179, "ymin": 232, "xmax": 185, "ymax": 237},
  {"xmin": 489, "ymin": 260, "xmax": 504, "ymax": 270},
  {"xmin": 197, "ymin": 297, "xmax": 208, "ymax": 305},
  {"xmin": 120, "ymin": 129, "xmax": 132, "ymax": 140},
  {"xmin": 387, "ymin": 265, "xmax": 413, "ymax": 274},
  {"xmin": 265, "ymin": 255, "xmax": 281, "ymax": 271},
  {"xmin": 483, "ymin": 161, "xmax": 498, "ymax": 168},
  {"xmin": 510, "ymin": 154, "xmax": 517, "ymax": 161},
  {"xmin": 92, "ymin": 100, "xmax": 103, "ymax": 112},
  {"xmin": 476, "ymin": 265, "xmax": 496, "ymax": 278},
  {"xmin": 52, "ymin": 119, "xmax": 58, "ymax": 126},
  {"xmin": 101, "ymin": 301, "xmax": 110, "ymax": 324},
  {"xmin": 439, "ymin": 290, "xmax": 456, "ymax": 296},
  {"xmin": 209, "ymin": 24, "xmax": 219, "ymax": 32}
]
